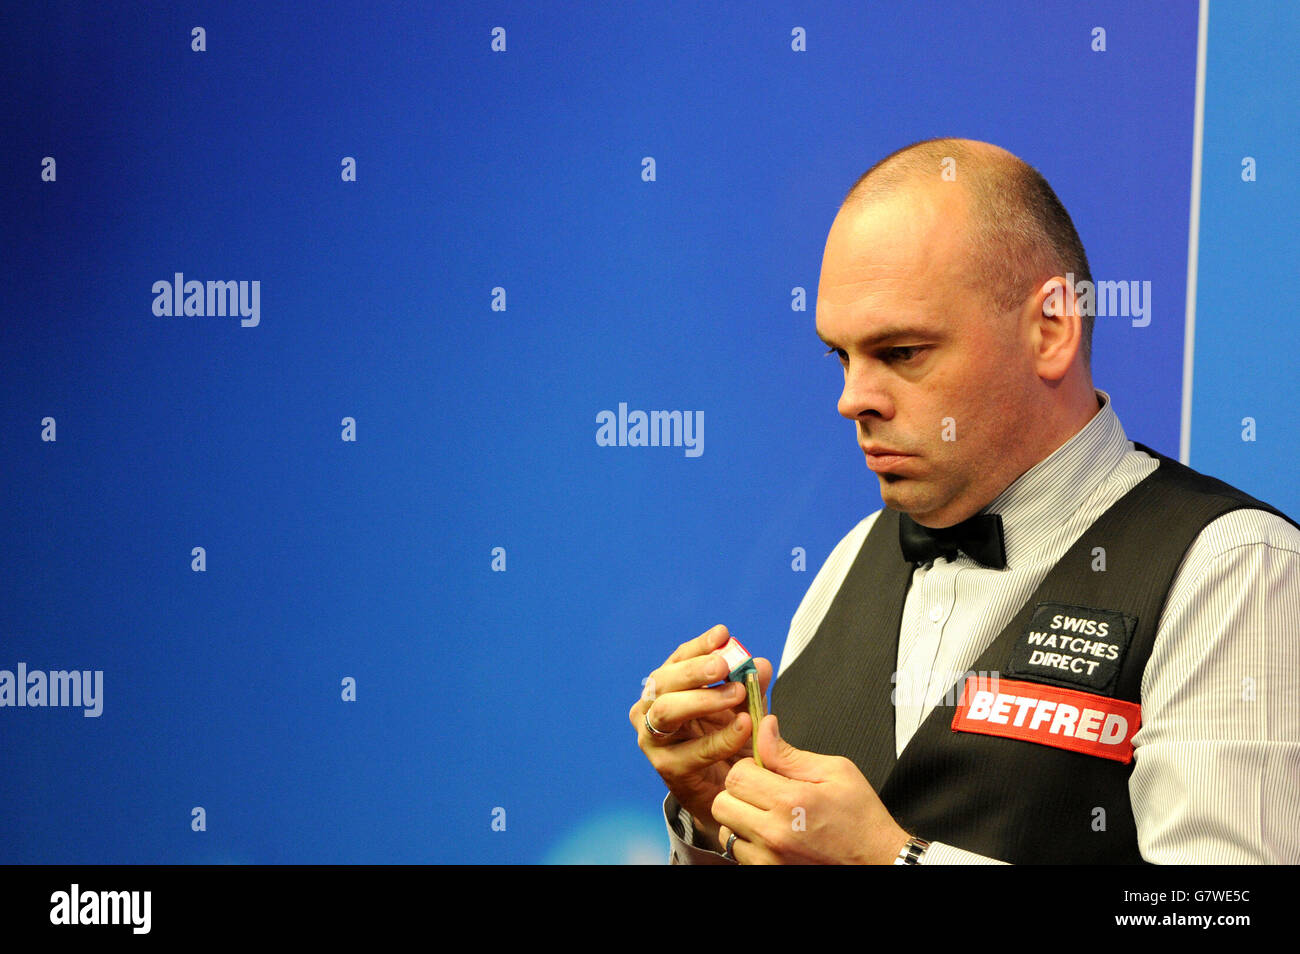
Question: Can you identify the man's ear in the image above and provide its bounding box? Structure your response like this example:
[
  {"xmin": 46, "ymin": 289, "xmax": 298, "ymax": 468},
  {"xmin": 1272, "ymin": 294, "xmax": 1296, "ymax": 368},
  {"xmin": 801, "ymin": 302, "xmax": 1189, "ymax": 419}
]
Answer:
[{"xmin": 1030, "ymin": 276, "xmax": 1083, "ymax": 382}]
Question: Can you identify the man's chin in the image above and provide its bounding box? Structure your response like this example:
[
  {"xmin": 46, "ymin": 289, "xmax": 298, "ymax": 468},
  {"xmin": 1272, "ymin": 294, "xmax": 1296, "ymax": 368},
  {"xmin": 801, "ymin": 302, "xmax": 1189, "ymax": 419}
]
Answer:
[
  {"xmin": 877, "ymin": 475, "xmax": 920, "ymax": 510},
  {"xmin": 877, "ymin": 477, "xmax": 940, "ymax": 521}
]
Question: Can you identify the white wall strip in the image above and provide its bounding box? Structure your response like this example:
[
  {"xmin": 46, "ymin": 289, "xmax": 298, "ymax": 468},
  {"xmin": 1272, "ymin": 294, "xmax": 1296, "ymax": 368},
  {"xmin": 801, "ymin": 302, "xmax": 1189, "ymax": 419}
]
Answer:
[{"xmin": 1181, "ymin": 0, "xmax": 1211, "ymax": 465}]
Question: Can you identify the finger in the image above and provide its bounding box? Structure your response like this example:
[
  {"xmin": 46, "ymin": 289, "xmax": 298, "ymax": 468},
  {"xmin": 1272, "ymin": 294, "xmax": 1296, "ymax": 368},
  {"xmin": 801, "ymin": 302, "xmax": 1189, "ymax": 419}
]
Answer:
[
  {"xmin": 629, "ymin": 671, "xmax": 742, "ymax": 734},
  {"xmin": 713, "ymin": 825, "xmax": 776, "ymax": 865},
  {"xmin": 723, "ymin": 756, "xmax": 784, "ymax": 811},
  {"xmin": 715, "ymin": 824, "xmax": 740, "ymax": 863},
  {"xmin": 629, "ymin": 695, "xmax": 661, "ymax": 728},
  {"xmin": 665, "ymin": 624, "xmax": 732, "ymax": 665},
  {"xmin": 641, "ymin": 711, "xmax": 751, "ymax": 769},
  {"xmin": 632, "ymin": 702, "xmax": 680, "ymax": 741},
  {"xmin": 731, "ymin": 837, "xmax": 780, "ymax": 866},
  {"xmin": 645, "ymin": 683, "xmax": 746, "ymax": 736},
  {"xmin": 648, "ymin": 651, "xmax": 733, "ymax": 698},
  {"xmin": 628, "ymin": 672, "xmax": 667, "ymax": 727},
  {"xmin": 712, "ymin": 787, "xmax": 768, "ymax": 841},
  {"xmin": 754, "ymin": 657, "xmax": 774, "ymax": 694},
  {"xmin": 755, "ymin": 713, "xmax": 833, "ymax": 783}
]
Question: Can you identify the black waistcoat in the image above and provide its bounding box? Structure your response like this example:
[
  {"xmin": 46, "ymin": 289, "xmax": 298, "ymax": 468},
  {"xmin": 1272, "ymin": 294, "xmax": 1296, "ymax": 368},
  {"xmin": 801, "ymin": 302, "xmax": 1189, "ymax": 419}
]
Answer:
[{"xmin": 770, "ymin": 446, "xmax": 1295, "ymax": 864}]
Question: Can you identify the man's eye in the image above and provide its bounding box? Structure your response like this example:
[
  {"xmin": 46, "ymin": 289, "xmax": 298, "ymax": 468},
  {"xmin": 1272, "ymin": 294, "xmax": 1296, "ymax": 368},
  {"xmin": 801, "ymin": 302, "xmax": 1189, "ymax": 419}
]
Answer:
[
  {"xmin": 888, "ymin": 346, "xmax": 924, "ymax": 362},
  {"xmin": 824, "ymin": 346, "xmax": 848, "ymax": 364}
]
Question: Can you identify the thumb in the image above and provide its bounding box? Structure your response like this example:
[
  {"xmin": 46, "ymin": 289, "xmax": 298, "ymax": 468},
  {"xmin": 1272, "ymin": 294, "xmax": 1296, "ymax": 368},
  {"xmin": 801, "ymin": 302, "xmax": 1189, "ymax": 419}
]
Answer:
[{"xmin": 756, "ymin": 714, "xmax": 826, "ymax": 781}]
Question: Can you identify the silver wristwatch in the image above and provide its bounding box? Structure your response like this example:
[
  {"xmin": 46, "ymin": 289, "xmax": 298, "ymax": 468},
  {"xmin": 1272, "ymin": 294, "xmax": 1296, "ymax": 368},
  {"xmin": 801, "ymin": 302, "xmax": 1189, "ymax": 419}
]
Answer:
[{"xmin": 893, "ymin": 835, "xmax": 931, "ymax": 865}]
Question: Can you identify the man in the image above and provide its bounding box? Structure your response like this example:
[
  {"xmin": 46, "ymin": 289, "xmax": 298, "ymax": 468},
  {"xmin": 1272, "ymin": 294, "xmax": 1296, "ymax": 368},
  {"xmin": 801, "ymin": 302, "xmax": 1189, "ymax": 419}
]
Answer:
[{"xmin": 630, "ymin": 138, "xmax": 1300, "ymax": 864}]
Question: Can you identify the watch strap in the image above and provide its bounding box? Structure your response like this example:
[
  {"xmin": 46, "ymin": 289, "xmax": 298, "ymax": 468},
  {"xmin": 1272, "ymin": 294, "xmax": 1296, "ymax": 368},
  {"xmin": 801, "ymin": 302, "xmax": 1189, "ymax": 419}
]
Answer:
[{"xmin": 893, "ymin": 835, "xmax": 931, "ymax": 865}]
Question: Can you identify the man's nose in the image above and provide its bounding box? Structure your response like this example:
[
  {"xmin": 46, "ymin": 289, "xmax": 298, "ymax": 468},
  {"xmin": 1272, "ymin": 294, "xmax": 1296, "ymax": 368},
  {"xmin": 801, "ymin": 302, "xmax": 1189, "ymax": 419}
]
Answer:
[{"xmin": 837, "ymin": 362, "xmax": 895, "ymax": 422}]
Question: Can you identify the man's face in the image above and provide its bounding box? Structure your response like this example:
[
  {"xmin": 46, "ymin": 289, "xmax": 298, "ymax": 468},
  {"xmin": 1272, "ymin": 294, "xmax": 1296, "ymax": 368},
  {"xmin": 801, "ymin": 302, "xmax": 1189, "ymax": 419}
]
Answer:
[{"xmin": 815, "ymin": 184, "xmax": 1039, "ymax": 527}]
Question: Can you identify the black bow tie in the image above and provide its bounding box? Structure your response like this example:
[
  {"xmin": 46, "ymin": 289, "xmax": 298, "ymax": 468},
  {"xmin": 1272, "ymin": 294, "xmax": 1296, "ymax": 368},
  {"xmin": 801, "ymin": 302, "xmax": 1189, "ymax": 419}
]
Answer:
[{"xmin": 898, "ymin": 512, "xmax": 1007, "ymax": 569}]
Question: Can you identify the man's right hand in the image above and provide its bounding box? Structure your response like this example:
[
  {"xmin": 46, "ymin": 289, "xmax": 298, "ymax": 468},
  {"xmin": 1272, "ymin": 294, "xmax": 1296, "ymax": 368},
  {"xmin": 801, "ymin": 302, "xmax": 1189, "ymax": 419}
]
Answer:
[{"xmin": 629, "ymin": 624, "xmax": 774, "ymax": 850}]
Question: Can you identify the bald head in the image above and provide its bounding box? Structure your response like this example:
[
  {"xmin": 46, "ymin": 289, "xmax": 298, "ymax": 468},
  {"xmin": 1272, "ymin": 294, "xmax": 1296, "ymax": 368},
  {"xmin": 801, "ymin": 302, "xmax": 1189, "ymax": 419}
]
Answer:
[{"xmin": 842, "ymin": 138, "xmax": 1094, "ymax": 363}]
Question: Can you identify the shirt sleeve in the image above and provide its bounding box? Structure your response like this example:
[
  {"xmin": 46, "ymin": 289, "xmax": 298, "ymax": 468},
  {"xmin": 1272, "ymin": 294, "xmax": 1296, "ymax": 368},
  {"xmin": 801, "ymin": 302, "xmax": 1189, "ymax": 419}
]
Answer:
[
  {"xmin": 1130, "ymin": 508, "xmax": 1300, "ymax": 863},
  {"xmin": 920, "ymin": 842, "xmax": 1010, "ymax": 865},
  {"xmin": 662, "ymin": 794, "xmax": 735, "ymax": 865}
]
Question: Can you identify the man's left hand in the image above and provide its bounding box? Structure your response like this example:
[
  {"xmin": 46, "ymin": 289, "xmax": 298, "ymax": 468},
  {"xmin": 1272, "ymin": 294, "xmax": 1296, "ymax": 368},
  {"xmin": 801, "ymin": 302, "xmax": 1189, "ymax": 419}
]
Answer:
[{"xmin": 712, "ymin": 713, "xmax": 912, "ymax": 864}]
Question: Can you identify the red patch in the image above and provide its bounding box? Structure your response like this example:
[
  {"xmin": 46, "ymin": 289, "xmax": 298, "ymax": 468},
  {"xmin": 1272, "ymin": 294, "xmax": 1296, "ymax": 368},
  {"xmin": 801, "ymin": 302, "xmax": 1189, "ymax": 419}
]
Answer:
[{"xmin": 951, "ymin": 676, "xmax": 1141, "ymax": 764}]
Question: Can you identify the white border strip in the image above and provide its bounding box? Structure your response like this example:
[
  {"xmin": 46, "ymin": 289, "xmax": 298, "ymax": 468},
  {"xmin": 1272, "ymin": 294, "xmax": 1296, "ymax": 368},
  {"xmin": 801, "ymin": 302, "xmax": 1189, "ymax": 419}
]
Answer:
[{"xmin": 1180, "ymin": 0, "xmax": 1210, "ymax": 465}]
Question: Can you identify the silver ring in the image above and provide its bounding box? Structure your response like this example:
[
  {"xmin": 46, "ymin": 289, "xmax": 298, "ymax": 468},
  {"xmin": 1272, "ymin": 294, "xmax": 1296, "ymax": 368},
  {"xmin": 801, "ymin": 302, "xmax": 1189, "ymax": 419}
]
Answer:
[
  {"xmin": 723, "ymin": 832, "xmax": 738, "ymax": 862},
  {"xmin": 644, "ymin": 710, "xmax": 673, "ymax": 739}
]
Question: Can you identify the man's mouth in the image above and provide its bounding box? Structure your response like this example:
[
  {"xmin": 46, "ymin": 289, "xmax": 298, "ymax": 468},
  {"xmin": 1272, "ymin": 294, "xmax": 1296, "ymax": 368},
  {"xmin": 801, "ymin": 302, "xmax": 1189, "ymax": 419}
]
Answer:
[{"xmin": 861, "ymin": 445, "xmax": 914, "ymax": 474}]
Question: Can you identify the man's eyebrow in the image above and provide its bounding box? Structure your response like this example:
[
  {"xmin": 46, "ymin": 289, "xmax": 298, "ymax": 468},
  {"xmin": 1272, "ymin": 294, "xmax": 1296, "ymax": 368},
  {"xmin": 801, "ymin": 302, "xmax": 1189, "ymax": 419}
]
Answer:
[{"xmin": 816, "ymin": 324, "xmax": 935, "ymax": 350}]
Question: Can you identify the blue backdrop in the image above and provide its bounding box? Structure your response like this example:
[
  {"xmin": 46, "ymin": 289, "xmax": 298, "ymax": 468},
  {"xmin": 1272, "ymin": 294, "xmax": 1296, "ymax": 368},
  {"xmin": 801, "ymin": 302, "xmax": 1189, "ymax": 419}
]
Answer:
[{"xmin": 2, "ymin": 0, "xmax": 1292, "ymax": 863}]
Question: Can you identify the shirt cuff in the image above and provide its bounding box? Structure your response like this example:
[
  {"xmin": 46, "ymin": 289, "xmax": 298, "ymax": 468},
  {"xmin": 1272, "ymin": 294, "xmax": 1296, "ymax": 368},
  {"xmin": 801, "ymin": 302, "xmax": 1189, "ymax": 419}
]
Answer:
[
  {"xmin": 921, "ymin": 841, "xmax": 1010, "ymax": 865},
  {"xmin": 663, "ymin": 794, "xmax": 736, "ymax": 865}
]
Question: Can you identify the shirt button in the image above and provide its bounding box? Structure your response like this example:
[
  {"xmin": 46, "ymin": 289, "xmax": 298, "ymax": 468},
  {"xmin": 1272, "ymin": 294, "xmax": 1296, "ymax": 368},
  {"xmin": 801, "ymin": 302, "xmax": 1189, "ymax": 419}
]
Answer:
[{"xmin": 929, "ymin": 605, "xmax": 944, "ymax": 623}]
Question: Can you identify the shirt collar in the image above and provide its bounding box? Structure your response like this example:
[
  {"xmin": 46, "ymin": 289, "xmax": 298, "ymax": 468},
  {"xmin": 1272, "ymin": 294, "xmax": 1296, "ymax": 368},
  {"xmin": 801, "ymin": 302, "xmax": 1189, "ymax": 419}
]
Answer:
[{"xmin": 981, "ymin": 389, "xmax": 1130, "ymax": 568}]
